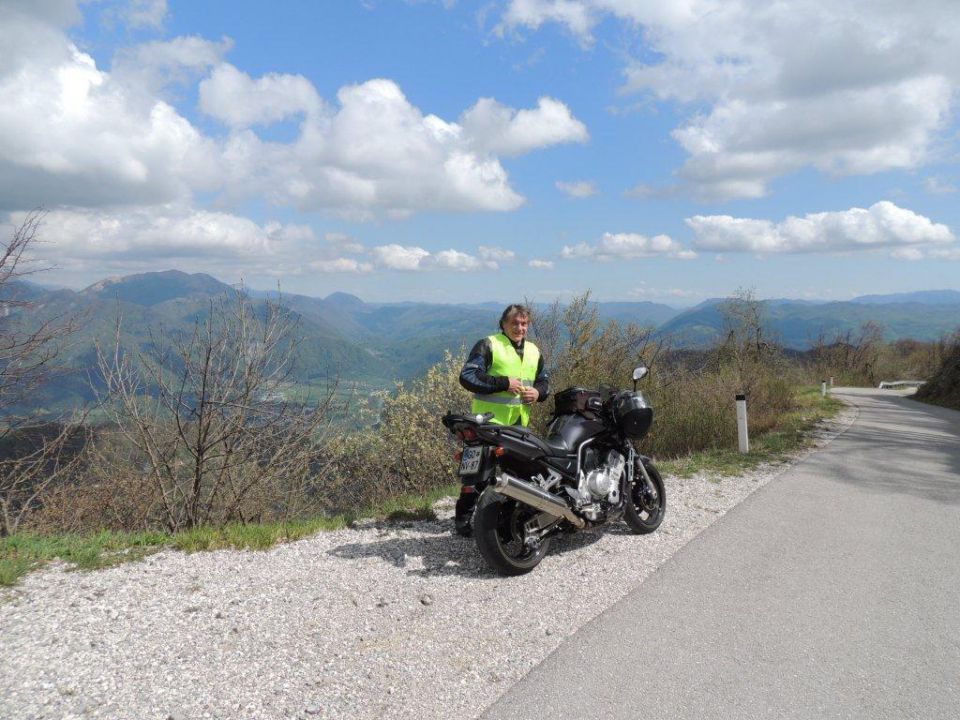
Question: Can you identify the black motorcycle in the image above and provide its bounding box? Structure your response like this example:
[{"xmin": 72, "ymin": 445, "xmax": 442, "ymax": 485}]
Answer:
[{"xmin": 441, "ymin": 366, "xmax": 665, "ymax": 575}]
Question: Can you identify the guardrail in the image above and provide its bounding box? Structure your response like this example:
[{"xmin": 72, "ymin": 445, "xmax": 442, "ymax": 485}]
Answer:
[{"xmin": 878, "ymin": 380, "xmax": 926, "ymax": 389}]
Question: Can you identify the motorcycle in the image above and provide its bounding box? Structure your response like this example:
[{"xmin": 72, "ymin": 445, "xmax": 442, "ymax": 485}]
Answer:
[{"xmin": 441, "ymin": 365, "xmax": 665, "ymax": 576}]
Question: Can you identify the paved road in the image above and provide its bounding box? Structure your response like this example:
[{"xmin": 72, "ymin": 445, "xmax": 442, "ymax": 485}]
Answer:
[{"xmin": 484, "ymin": 389, "xmax": 960, "ymax": 719}]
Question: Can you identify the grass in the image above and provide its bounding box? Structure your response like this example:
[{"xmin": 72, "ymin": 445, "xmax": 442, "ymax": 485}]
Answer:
[
  {"xmin": 660, "ymin": 386, "xmax": 845, "ymax": 478},
  {"xmin": 0, "ymin": 388, "xmax": 844, "ymax": 587},
  {"xmin": 0, "ymin": 483, "xmax": 459, "ymax": 588}
]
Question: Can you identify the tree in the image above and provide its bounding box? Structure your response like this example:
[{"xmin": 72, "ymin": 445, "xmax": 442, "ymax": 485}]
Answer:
[
  {"xmin": 714, "ymin": 288, "xmax": 783, "ymax": 394},
  {"xmin": 0, "ymin": 211, "xmax": 86, "ymax": 536},
  {"xmin": 96, "ymin": 290, "xmax": 341, "ymax": 531}
]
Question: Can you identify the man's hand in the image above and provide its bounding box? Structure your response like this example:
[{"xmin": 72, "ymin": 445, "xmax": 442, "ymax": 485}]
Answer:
[
  {"xmin": 507, "ymin": 377, "xmax": 524, "ymax": 394},
  {"xmin": 520, "ymin": 386, "xmax": 539, "ymax": 404}
]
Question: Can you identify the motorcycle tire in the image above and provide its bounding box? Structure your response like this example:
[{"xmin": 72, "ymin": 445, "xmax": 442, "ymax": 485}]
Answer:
[
  {"xmin": 624, "ymin": 459, "xmax": 666, "ymax": 534},
  {"xmin": 474, "ymin": 488, "xmax": 552, "ymax": 576}
]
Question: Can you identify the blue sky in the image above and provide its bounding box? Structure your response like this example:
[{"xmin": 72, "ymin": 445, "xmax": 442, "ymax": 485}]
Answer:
[{"xmin": 2, "ymin": 0, "xmax": 959, "ymax": 305}]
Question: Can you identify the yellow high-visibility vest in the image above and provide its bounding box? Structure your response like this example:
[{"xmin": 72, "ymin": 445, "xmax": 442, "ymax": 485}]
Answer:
[{"xmin": 471, "ymin": 333, "xmax": 540, "ymax": 426}]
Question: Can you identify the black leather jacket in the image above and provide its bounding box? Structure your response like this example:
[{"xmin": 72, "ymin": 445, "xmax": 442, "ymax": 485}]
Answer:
[{"xmin": 459, "ymin": 335, "xmax": 550, "ymax": 401}]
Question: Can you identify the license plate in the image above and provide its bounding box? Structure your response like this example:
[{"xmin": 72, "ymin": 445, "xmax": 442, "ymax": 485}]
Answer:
[{"xmin": 459, "ymin": 447, "xmax": 482, "ymax": 475}]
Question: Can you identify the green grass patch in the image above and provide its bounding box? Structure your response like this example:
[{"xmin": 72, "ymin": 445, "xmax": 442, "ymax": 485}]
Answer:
[
  {"xmin": 660, "ymin": 387, "xmax": 844, "ymax": 479},
  {"xmin": 0, "ymin": 483, "xmax": 462, "ymax": 587}
]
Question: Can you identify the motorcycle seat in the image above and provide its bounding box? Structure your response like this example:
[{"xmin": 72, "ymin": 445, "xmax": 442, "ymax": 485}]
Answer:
[{"xmin": 489, "ymin": 424, "xmax": 572, "ymax": 457}]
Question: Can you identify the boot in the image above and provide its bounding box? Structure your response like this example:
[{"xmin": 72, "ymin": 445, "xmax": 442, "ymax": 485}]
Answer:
[{"xmin": 454, "ymin": 486, "xmax": 478, "ymax": 537}]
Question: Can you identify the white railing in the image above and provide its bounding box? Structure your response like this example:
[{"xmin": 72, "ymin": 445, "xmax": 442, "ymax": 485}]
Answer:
[{"xmin": 878, "ymin": 380, "xmax": 926, "ymax": 389}]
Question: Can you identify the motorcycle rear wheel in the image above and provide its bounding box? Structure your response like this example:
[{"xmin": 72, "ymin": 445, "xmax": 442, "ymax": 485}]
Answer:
[
  {"xmin": 474, "ymin": 488, "xmax": 552, "ymax": 576},
  {"xmin": 624, "ymin": 459, "xmax": 666, "ymax": 534}
]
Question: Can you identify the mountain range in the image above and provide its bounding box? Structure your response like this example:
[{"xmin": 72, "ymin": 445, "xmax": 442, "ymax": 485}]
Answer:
[{"xmin": 5, "ymin": 271, "xmax": 960, "ymax": 413}]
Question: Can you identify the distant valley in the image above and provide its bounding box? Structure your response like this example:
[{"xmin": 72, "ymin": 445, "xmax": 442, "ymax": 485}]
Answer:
[{"xmin": 5, "ymin": 270, "xmax": 960, "ymax": 414}]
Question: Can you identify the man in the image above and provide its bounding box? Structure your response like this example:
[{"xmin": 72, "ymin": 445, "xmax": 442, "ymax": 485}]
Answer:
[{"xmin": 454, "ymin": 303, "xmax": 550, "ymax": 535}]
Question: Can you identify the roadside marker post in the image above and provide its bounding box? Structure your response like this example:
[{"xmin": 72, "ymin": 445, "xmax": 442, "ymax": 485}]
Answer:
[
  {"xmin": 736, "ymin": 394, "xmax": 749, "ymax": 454},
  {"xmin": 821, "ymin": 380, "xmax": 827, "ymax": 397}
]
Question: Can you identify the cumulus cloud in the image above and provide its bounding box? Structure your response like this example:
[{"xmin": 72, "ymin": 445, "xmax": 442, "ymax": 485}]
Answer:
[
  {"xmin": 478, "ymin": 245, "xmax": 516, "ymax": 262},
  {"xmin": 556, "ymin": 180, "xmax": 597, "ymax": 198},
  {"xmin": 561, "ymin": 232, "xmax": 694, "ymax": 260},
  {"xmin": 528, "ymin": 259, "xmax": 554, "ymax": 269},
  {"xmin": 118, "ymin": 0, "xmax": 168, "ymax": 30},
  {"xmin": 309, "ymin": 258, "xmax": 373, "ymax": 273},
  {"xmin": 369, "ymin": 244, "xmax": 432, "ymax": 271},
  {"xmin": 199, "ymin": 63, "xmax": 323, "ymax": 127},
  {"xmin": 10, "ymin": 205, "xmax": 294, "ymax": 259},
  {"xmin": 214, "ymin": 78, "xmax": 587, "ymax": 218},
  {"xmin": 0, "ymin": 6, "xmax": 223, "ymax": 211},
  {"xmin": 112, "ymin": 36, "xmax": 232, "ymax": 97},
  {"xmin": 461, "ymin": 97, "xmax": 588, "ymax": 157},
  {"xmin": 0, "ymin": 2, "xmax": 588, "ymax": 223},
  {"xmin": 686, "ymin": 201, "xmax": 955, "ymax": 254},
  {"xmin": 369, "ymin": 244, "xmax": 498, "ymax": 272},
  {"xmin": 324, "ymin": 232, "xmax": 365, "ymax": 255},
  {"xmin": 498, "ymin": 0, "xmax": 960, "ymax": 198}
]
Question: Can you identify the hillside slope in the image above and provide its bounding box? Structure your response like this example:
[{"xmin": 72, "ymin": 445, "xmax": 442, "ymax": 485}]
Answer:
[{"xmin": 914, "ymin": 342, "xmax": 960, "ymax": 409}]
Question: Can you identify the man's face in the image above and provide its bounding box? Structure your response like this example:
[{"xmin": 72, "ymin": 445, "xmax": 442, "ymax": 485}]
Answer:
[{"xmin": 503, "ymin": 312, "xmax": 529, "ymax": 343}]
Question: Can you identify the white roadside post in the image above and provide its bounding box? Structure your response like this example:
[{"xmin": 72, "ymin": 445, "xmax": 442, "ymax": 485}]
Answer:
[
  {"xmin": 736, "ymin": 393, "xmax": 749, "ymax": 454},
  {"xmin": 821, "ymin": 380, "xmax": 827, "ymax": 397},
  {"xmin": 829, "ymin": 376, "xmax": 834, "ymax": 388}
]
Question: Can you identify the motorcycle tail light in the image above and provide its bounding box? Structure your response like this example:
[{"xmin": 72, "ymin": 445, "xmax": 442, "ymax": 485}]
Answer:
[
  {"xmin": 454, "ymin": 430, "xmax": 464, "ymax": 441},
  {"xmin": 494, "ymin": 446, "xmax": 505, "ymax": 457},
  {"xmin": 462, "ymin": 427, "xmax": 478, "ymax": 441},
  {"xmin": 454, "ymin": 450, "xmax": 463, "ymax": 462}
]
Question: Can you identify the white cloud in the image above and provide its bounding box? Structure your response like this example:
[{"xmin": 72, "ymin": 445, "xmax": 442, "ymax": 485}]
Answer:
[
  {"xmin": 561, "ymin": 232, "xmax": 693, "ymax": 260},
  {"xmin": 528, "ymin": 259, "xmax": 554, "ymax": 269},
  {"xmin": 430, "ymin": 249, "xmax": 494, "ymax": 272},
  {"xmin": 309, "ymin": 258, "xmax": 373, "ymax": 273},
  {"xmin": 215, "ymin": 78, "xmax": 584, "ymax": 217},
  {"xmin": 199, "ymin": 63, "xmax": 323, "ymax": 127},
  {"xmin": 324, "ymin": 232, "xmax": 365, "ymax": 255},
  {"xmin": 499, "ymin": 0, "xmax": 960, "ymax": 199},
  {"xmin": 119, "ymin": 0, "xmax": 168, "ymax": 30},
  {"xmin": 112, "ymin": 36, "xmax": 232, "ymax": 97},
  {"xmin": 478, "ymin": 245, "xmax": 516, "ymax": 262},
  {"xmin": 369, "ymin": 244, "xmax": 499, "ymax": 272},
  {"xmin": 461, "ymin": 97, "xmax": 588, "ymax": 157},
  {"xmin": 11, "ymin": 205, "xmax": 292, "ymax": 259},
  {"xmin": 0, "ymin": 3, "xmax": 588, "ymax": 222},
  {"xmin": 0, "ymin": 4, "xmax": 222, "ymax": 211},
  {"xmin": 556, "ymin": 180, "xmax": 597, "ymax": 198},
  {"xmin": 686, "ymin": 201, "xmax": 955, "ymax": 254},
  {"xmin": 369, "ymin": 244, "xmax": 432, "ymax": 271},
  {"xmin": 496, "ymin": 0, "xmax": 596, "ymax": 45},
  {"xmin": 924, "ymin": 176, "xmax": 957, "ymax": 195}
]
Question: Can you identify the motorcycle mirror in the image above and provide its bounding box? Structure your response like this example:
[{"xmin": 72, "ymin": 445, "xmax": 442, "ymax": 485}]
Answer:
[{"xmin": 633, "ymin": 365, "xmax": 648, "ymax": 391}]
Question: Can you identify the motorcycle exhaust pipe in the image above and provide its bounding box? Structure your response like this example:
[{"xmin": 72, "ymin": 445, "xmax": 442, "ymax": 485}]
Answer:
[{"xmin": 492, "ymin": 471, "xmax": 585, "ymax": 529}]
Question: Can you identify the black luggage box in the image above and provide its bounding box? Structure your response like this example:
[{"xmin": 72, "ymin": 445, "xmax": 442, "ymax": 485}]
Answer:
[
  {"xmin": 613, "ymin": 391, "xmax": 653, "ymax": 439},
  {"xmin": 553, "ymin": 386, "xmax": 603, "ymax": 418}
]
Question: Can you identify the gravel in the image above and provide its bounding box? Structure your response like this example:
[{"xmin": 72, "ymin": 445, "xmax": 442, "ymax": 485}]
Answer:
[{"xmin": 0, "ymin": 407, "xmax": 856, "ymax": 720}]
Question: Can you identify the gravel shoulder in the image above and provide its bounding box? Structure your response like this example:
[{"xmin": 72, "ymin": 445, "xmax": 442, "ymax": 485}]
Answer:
[{"xmin": 0, "ymin": 406, "xmax": 857, "ymax": 720}]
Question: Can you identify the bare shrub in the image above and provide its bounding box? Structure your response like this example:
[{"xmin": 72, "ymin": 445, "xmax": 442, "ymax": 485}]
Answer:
[
  {"xmin": 0, "ymin": 211, "xmax": 86, "ymax": 536},
  {"xmin": 95, "ymin": 291, "xmax": 341, "ymax": 532},
  {"xmin": 325, "ymin": 350, "xmax": 467, "ymax": 512}
]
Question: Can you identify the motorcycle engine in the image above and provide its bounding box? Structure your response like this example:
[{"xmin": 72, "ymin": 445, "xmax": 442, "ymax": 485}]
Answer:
[{"xmin": 584, "ymin": 449, "xmax": 625, "ymax": 503}]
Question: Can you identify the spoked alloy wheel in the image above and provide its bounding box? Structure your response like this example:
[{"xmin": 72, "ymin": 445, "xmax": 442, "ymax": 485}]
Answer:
[
  {"xmin": 623, "ymin": 459, "xmax": 666, "ymax": 534},
  {"xmin": 474, "ymin": 488, "xmax": 552, "ymax": 576}
]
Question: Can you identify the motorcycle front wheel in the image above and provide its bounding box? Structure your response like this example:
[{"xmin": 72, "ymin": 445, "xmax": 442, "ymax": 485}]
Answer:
[
  {"xmin": 474, "ymin": 488, "xmax": 552, "ymax": 576},
  {"xmin": 624, "ymin": 459, "xmax": 666, "ymax": 534}
]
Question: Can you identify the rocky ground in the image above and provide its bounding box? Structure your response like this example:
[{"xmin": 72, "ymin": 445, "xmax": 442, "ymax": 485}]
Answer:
[{"xmin": 0, "ymin": 406, "xmax": 857, "ymax": 720}]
